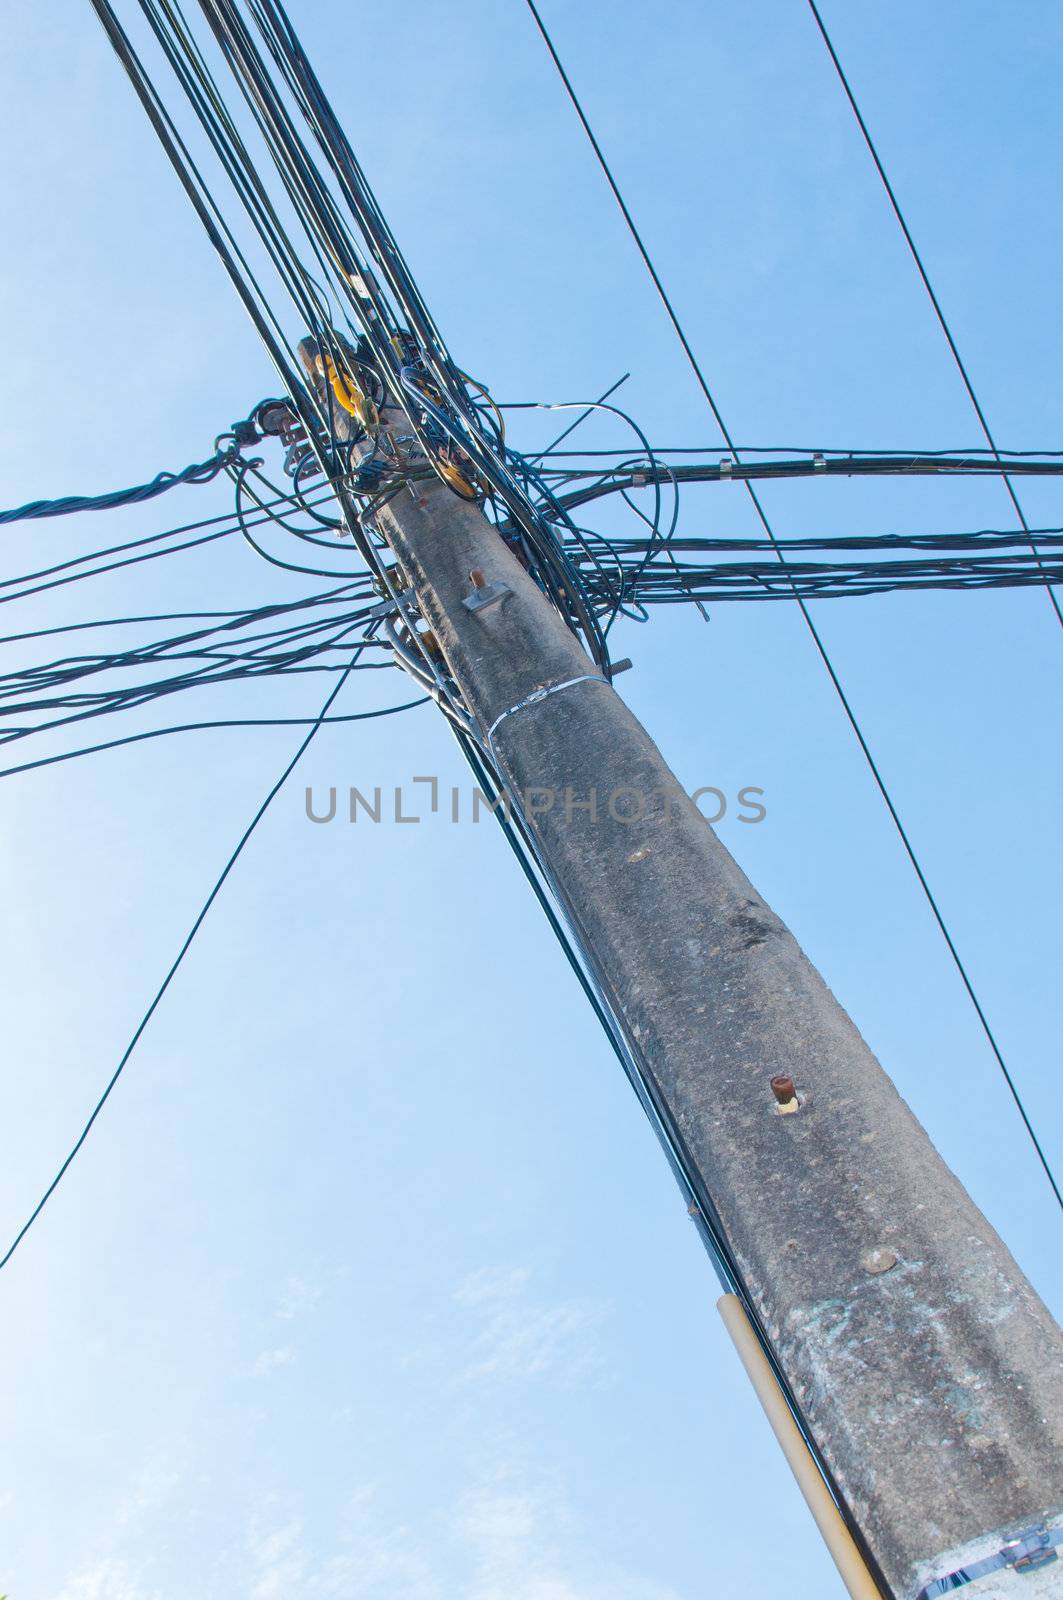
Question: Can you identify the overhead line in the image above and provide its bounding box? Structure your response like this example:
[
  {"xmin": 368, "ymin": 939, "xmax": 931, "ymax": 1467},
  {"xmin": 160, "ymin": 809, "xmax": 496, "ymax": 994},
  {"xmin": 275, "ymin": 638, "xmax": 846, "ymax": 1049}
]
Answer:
[
  {"xmin": 0, "ymin": 448, "xmax": 235, "ymax": 526},
  {"xmin": 0, "ymin": 649, "xmax": 369, "ymax": 1272},
  {"xmin": 0, "ymin": 698, "xmax": 428, "ymax": 782},
  {"xmin": 523, "ymin": 372, "xmax": 631, "ymax": 457},
  {"xmin": 522, "ymin": 0, "xmax": 1062, "ymax": 1211},
  {"xmin": 804, "ymin": 0, "xmax": 1063, "ymax": 631}
]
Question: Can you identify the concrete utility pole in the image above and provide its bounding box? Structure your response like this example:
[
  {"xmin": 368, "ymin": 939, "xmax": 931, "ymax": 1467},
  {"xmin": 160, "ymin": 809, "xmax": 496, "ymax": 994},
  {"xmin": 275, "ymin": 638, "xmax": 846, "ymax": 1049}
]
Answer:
[{"xmin": 307, "ymin": 352, "xmax": 1063, "ymax": 1600}]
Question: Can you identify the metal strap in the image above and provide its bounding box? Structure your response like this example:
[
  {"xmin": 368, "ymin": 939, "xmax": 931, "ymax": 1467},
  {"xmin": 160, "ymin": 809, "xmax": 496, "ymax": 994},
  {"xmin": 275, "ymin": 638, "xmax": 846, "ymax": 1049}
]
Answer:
[
  {"xmin": 485, "ymin": 673, "xmax": 606, "ymax": 748},
  {"xmin": 916, "ymin": 1523, "xmax": 1062, "ymax": 1598}
]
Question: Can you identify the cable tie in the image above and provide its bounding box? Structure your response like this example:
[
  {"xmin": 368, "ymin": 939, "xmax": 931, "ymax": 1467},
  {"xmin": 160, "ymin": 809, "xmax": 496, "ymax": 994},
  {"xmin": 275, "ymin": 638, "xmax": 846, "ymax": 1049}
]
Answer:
[{"xmin": 486, "ymin": 672, "xmax": 606, "ymax": 749}]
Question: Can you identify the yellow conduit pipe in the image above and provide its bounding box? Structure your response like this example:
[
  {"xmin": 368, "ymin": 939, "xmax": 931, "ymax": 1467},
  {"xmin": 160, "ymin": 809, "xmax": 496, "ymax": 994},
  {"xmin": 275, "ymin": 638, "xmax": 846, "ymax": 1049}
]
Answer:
[{"xmin": 717, "ymin": 1294, "xmax": 884, "ymax": 1600}]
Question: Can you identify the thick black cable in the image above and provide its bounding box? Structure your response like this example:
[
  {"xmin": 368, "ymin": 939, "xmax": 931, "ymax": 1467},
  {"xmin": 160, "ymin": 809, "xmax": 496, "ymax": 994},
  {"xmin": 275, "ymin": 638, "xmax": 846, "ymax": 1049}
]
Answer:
[
  {"xmin": 69, "ymin": 11, "xmax": 982, "ymax": 1579},
  {"xmin": 0, "ymin": 627, "xmax": 390, "ymax": 745},
  {"xmin": 0, "ymin": 449, "xmax": 235, "ymax": 526},
  {"xmin": 0, "ymin": 487, "xmax": 338, "ymax": 603},
  {"xmin": 0, "ymin": 697, "xmax": 427, "ymax": 781},
  {"xmin": 544, "ymin": 455, "xmax": 1063, "ymax": 502},
  {"xmin": 537, "ymin": 444, "xmax": 1063, "ymax": 460}
]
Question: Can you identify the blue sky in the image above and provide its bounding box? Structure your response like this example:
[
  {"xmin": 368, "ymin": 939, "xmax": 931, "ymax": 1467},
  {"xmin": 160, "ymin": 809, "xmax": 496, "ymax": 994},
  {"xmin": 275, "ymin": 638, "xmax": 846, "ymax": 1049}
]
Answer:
[{"xmin": 1, "ymin": 2, "xmax": 1062, "ymax": 1597}]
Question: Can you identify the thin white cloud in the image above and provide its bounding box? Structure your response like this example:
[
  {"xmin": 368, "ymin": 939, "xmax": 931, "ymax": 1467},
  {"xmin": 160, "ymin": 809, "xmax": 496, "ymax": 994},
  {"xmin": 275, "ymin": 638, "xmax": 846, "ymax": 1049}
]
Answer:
[
  {"xmin": 248, "ymin": 1517, "xmax": 306, "ymax": 1600},
  {"xmin": 316, "ymin": 1534, "xmax": 443, "ymax": 1599},
  {"xmin": 455, "ymin": 1478, "xmax": 687, "ymax": 1600},
  {"xmin": 453, "ymin": 1266, "xmax": 532, "ymax": 1307},
  {"xmin": 240, "ymin": 1473, "xmax": 686, "ymax": 1600},
  {"xmin": 453, "ymin": 1267, "xmax": 608, "ymax": 1387},
  {"xmin": 115, "ymin": 1456, "xmax": 185, "ymax": 1529},
  {"xmin": 245, "ymin": 1501, "xmax": 442, "ymax": 1600},
  {"xmin": 251, "ymin": 1345, "xmax": 296, "ymax": 1378},
  {"xmin": 53, "ymin": 1559, "xmax": 160, "ymax": 1600},
  {"xmin": 276, "ymin": 1274, "xmax": 323, "ymax": 1322}
]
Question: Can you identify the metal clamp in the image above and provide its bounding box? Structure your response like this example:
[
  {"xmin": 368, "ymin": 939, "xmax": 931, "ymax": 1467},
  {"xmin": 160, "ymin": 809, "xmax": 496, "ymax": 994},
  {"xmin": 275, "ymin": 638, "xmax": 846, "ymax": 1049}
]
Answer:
[
  {"xmin": 362, "ymin": 588, "xmax": 414, "ymax": 623},
  {"xmin": 463, "ymin": 579, "xmax": 511, "ymax": 614},
  {"xmin": 916, "ymin": 1522, "xmax": 1062, "ymax": 1599},
  {"xmin": 462, "ymin": 566, "xmax": 512, "ymax": 614}
]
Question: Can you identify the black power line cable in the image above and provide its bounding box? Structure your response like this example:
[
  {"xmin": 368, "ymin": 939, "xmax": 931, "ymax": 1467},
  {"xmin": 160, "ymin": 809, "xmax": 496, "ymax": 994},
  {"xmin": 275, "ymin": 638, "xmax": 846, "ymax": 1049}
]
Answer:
[
  {"xmin": 0, "ymin": 647, "xmax": 371, "ymax": 1273},
  {"xmin": 804, "ymin": 0, "xmax": 1063, "ymax": 633},
  {"xmin": 69, "ymin": 19, "xmax": 1057, "ymax": 1581},
  {"xmin": 527, "ymin": 371, "xmax": 630, "ymax": 456},
  {"xmin": 522, "ymin": 0, "xmax": 1062, "ymax": 1212},
  {"xmin": 0, "ymin": 698, "xmax": 427, "ymax": 781},
  {"xmin": 0, "ymin": 447, "xmax": 236, "ymax": 526},
  {"xmin": 64, "ymin": 11, "xmax": 995, "ymax": 1581},
  {"xmin": 534, "ymin": 444, "xmax": 1063, "ymax": 459}
]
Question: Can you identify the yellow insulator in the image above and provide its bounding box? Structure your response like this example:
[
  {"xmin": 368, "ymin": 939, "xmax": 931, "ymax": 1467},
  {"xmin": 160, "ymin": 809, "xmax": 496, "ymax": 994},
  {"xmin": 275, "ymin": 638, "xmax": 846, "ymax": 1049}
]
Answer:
[
  {"xmin": 320, "ymin": 352, "xmax": 379, "ymax": 432},
  {"xmin": 434, "ymin": 456, "xmax": 479, "ymax": 500}
]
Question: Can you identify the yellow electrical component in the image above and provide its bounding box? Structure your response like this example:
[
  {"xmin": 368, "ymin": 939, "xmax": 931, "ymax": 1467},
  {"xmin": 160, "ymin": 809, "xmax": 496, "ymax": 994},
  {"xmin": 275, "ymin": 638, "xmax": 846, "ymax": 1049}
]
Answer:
[
  {"xmin": 434, "ymin": 455, "xmax": 479, "ymax": 500},
  {"xmin": 395, "ymin": 365, "xmax": 485, "ymax": 499},
  {"xmin": 318, "ymin": 352, "xmax": 380, "ymax": 433}
]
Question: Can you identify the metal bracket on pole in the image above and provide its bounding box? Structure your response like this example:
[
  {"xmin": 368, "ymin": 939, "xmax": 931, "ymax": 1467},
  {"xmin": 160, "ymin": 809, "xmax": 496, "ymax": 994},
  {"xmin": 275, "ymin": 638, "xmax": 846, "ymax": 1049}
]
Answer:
[
  {"xmin": 915, "ymin": 1525, "xmax": 1063, "ymax": 1599},
  {"xmin": 463, "ymin": 567, "xmax": 512, "ymax": 614},
  {"xmin": 360, "ymin": 589, "xmax": 415, "ymax": 623},
  {"xmin": 463, "ymin": 580, "xmax": 511, "ymax": 614}
]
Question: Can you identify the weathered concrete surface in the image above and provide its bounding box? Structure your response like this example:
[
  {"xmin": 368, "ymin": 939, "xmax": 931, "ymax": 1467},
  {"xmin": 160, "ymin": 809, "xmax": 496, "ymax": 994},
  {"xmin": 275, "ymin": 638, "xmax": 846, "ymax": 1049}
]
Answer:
[
  {"xmin": 349, "ymin": 391, "xmax": 1063, "ymax": 1598},
  {"xmin": 913, "ymin": 1522, "xmax": 1063, "ymax": 1600}
]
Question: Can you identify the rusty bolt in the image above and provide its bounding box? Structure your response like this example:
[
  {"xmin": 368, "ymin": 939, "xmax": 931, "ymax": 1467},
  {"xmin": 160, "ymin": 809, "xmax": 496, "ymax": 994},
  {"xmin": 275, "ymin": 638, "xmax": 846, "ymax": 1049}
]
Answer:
[
  {"xmin": 770, "ymin": 1073, "xmax": 796, "ymax": 1105},
  {"xmin": 469, "ymin": 567, "xmax": 487, "ymax": 590}
]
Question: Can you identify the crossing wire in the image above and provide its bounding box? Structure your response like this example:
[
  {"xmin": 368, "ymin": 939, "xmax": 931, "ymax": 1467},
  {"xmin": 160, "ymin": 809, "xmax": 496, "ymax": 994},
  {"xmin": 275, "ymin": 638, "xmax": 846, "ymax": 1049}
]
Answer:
[
  {"xmin": 804, "ymin": 0, "xmax": 1063, "ymax": 633},
  {"xmin": 51, "ymin": 10, "xmax": 1043, "ymax": 1584},
  {"xmin": 0, "ymin": 699, "xmax": 428, "ymax": 782},
  {"xmin": 521, "ymin": 0, "xmax": 1063, "ymax": 1212},
  {"xmin": 0, "ymin": 447, "xmax": 237, "ymax": 525},
  {"xmin": 0, "ymin": 647, "xmax": 373, "ymax": 1273}
]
